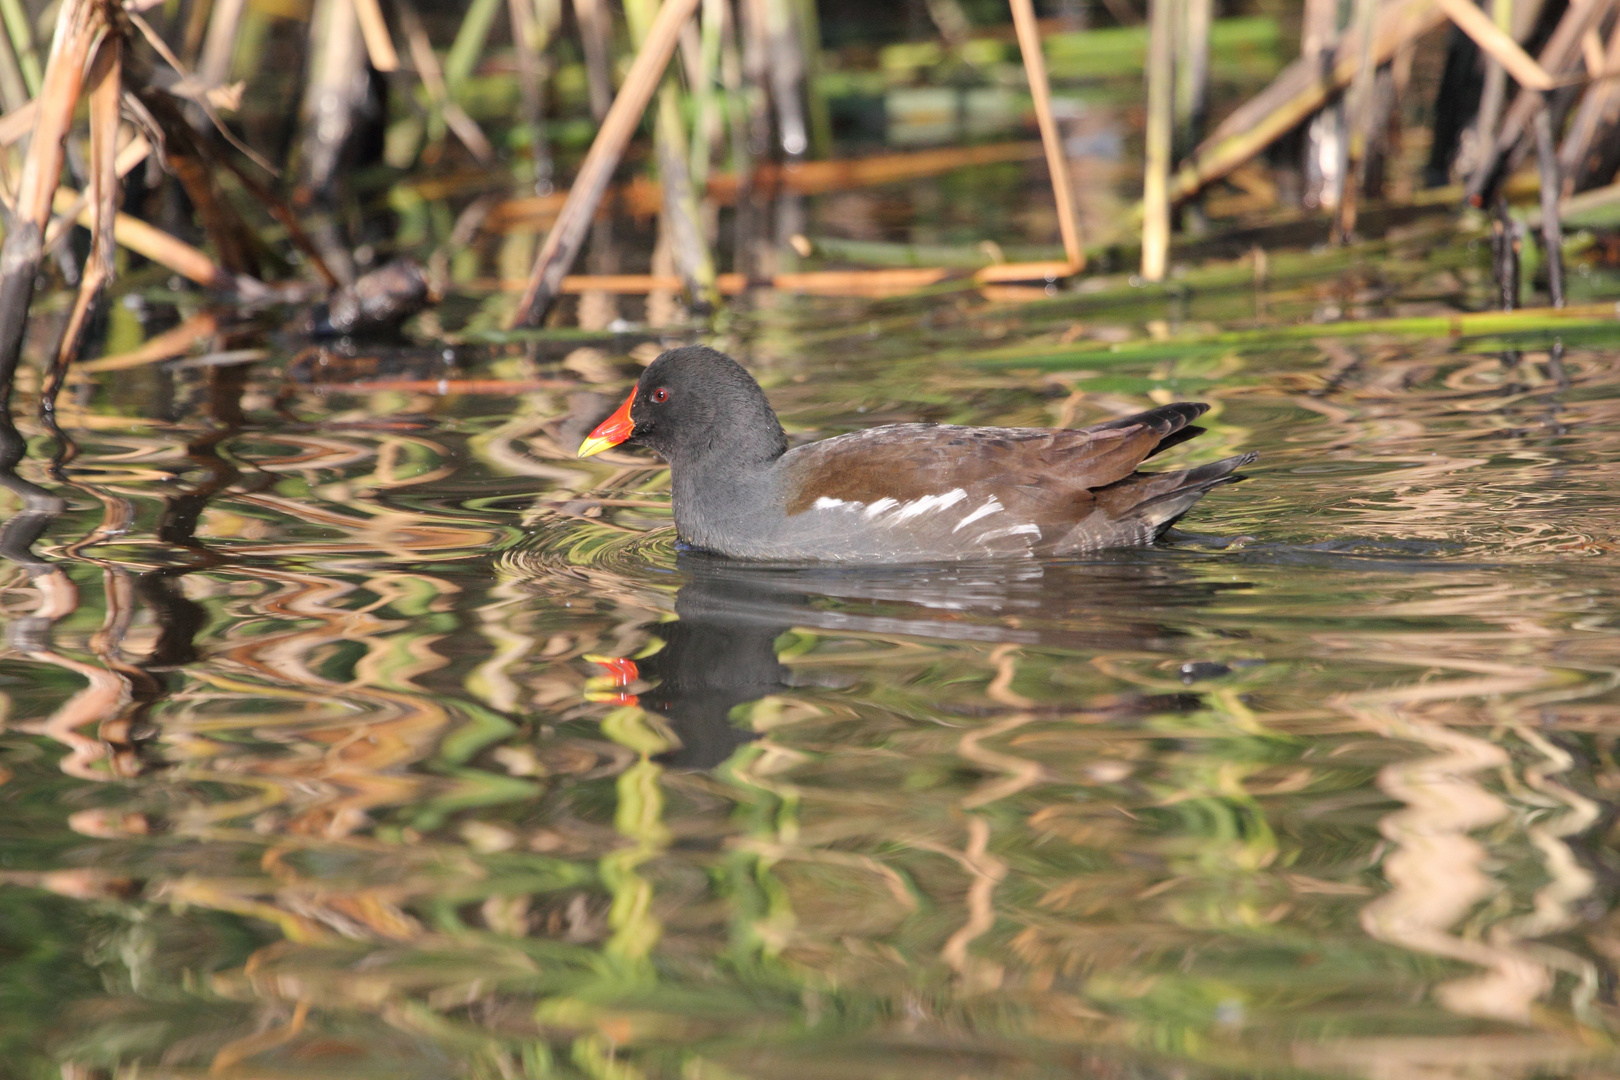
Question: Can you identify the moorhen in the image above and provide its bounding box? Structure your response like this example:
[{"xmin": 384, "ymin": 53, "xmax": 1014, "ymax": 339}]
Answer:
[{"xmin": 578, "ymin": 345, "xmax": 1255, "ymax": 562}]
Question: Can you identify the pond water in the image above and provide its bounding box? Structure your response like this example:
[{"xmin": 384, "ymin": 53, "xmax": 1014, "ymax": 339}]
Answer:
[{"xmin": 4, "ymin": 215, "xmax": 1620, "ymax": 1079}]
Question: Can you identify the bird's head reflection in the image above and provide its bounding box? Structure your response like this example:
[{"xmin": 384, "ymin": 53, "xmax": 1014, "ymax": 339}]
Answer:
[{"xmin": 588, "ymin": 564, "xmax": 798, "ymax": 770}]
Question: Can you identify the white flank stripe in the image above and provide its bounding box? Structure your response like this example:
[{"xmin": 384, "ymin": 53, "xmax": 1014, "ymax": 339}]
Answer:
[
  {"xmin": 863, "ymin": 497, "xmax": 898, "ymax": 518},
  {"xmin": 978, "ymin": 523, "xmax": 1041, "ymax": 543},
  {"xmin": 892, "ymin": 488, "xmax": 968, "ymax": 523},
  {"xmin": 814, "ymin": 496, "xmax": 857, "ymax": 511},
  {"xmin": 953, "ymin": 496, "xmax": 1004, "ymax": 532}
]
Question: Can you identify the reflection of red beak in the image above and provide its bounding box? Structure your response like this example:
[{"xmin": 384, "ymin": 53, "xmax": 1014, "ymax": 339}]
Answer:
[
  {"xmin": 585, "ymin": 655, "xmax": 640, "ymax": 705},
  {"xmin": 578, "ymin": 387, "xmax": 636, "ymax": 457}
]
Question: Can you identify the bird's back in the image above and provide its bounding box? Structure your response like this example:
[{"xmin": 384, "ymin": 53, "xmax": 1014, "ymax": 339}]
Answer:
[{"xmin": 704, "ymin": 405, "xmax": 1252, "ymax": 562}]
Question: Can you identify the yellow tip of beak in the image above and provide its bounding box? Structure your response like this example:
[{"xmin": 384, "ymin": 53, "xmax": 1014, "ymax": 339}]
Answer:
[{"xmin": 577, "ymin": 435, "xmax": 618, "ymax": 458}]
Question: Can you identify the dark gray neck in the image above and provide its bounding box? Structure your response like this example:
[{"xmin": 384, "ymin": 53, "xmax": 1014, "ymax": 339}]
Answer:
[{"xmin": 669, "ymin": 450, "xmax": 781, "ymax": 552}]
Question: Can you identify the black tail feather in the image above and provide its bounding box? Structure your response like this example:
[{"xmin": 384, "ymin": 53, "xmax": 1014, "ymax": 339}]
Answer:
[
  {"xmin": 1145, "ymin": 423, "xmax": 1205, "ymax": 458},
  {"xmin": 1089, "ymin": 402, "xmax": 1210, "ymax": 438},
  {"xmin": 1136, "ymin": 452, "xmax": 1258, "ymax": 536}
]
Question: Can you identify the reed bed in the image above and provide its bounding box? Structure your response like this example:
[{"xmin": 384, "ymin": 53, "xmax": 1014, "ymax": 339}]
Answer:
[{"xmin": 0, "ymin": 0, "xmax": 1605, "ymax": 413}]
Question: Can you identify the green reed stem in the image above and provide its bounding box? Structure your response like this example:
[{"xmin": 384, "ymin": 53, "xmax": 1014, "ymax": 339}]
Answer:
[
  {"xmin": 792, "ymin": 0, "xmax": 830, "ymax": 157},
  {"xmin": 0, "ymin": 0, "xmax": 40, "ymax": 95},
  {"xmin": 0, "ymin": 23, "xmax": 27, "ymax": 111},
  {"xmin": 445, "ymin": 0, "xmax": 505, "ymax": 92},
  {"xmin": 690, "ymin": 0, "xmax": 723, "ymax": 188},
  {"xmin": 970, "ymin": 302, "xmax": 1620, "ymax": 369}
]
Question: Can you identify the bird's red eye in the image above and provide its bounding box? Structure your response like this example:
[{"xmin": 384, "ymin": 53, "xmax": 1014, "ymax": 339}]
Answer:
[{"xmin": 651, "ymin": 387, "xmax": 670, "ymax": 403}]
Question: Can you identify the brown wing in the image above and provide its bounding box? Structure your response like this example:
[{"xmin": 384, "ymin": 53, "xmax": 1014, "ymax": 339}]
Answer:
[{"xmin": 780, "ymin": 403, "xmax": 1208, "ymax": 517}]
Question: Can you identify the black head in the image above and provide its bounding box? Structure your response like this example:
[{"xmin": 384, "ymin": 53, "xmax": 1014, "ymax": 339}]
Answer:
[{"xmin": 620, "ymin": 346, "xmax": 787, "ymax": 465}]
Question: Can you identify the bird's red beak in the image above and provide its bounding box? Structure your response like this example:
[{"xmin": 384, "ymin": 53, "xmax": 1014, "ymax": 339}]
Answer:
[{"xmin": 578, "ymin": 387, "xmax": 637, "ymax": 458}]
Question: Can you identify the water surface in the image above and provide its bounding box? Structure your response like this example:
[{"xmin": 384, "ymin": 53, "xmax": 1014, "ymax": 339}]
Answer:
[{"xmin": 3, "ymin": 269, "xmax": 1620, "ymax": 1079}]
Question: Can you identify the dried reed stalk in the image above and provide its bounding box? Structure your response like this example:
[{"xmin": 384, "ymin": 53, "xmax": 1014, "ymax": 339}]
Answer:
[
  {"xmin": 1170, "ymin": 0, "xmax": 1445, "ymax": 205},
  {"xmin": 1467, "ymin": 0, "xmax": 1614, "ymax": 202},
  {"xmin": 1302, "ymin": 0, "xmax": 1337, "ymax": 63},
  {"xmin": 794, "ymin": 0, "xmax": 831, "ymax": 156},
  {"xmin": 1335, "ymin": 0, "xmax": 1377, "ymax": 240},
  {"xmin": 151, "ymin": 111, "xmax": 263, "ymax": 277},
  {"xmin": 761, "ymin": 0, "xmax": 809, "ymax": 157},
  {"xmin": 495, "ymin": 267, "xmax": 951, "ymax": 297},
  {"xmin": 510, "ymin": 0, "xmax": 703, "ymax": 327},
  {"xmin": 1490, "ymin": 196, "xmax": 1520, "ymax": 310},
  {"xmin": 1142, "ymin": 0, "xmax": 1173, "ymax": 280},
  {"xmin": 298, "ymin": 0, "xmax": 368, "ymax": 197},
  {"xmin": 1467, "ymin": 0, "xmax": 1512, "ymax": 186},
  {"xmin": 197, "ymin": 0, "xmax": 249, "ymax": 91},
  {"xmin": 43, "ymin": 33, "xmax": 121, "ymax": 407},
  {"xmin": 975, "ymin": 260, "xmax": 1077, "ymax": 284},
  {"xmin": 574, "ymin": 0, "xmax": 616, "ymax": 122},
  {"xmin": 0, "ymin": 98, "xmax": 33, "ymax": 143},
  {"xmin": 42, "ymin": 132, "xmax": 148, "ymax": 251},
  {"xmin": 1557, "ymin": 18, "xmax": 1620, "ymax": 193},
  {"xmin": 1433, "ymin": 0, "xmax": 1551, "ymax": 88},
  {"xmin": 766, "ymin": 268, "xmax": 952, "ymax": 295},
  {"xmin": 1532, "ymin": 108, "xmax": 1564, "ymax": 307},
  {"xmin": 50, "ymin": 188, "xmax": 251, "ymax": 293},
  {"xmin": 716, "ymin": 142, "xmax": 1046, "ymax": 201},
  {"xmin": 397, "ymin": 0, "xmax": 494, "ymax": 164},
  {"xmin": 353, "ymin": 0, "xmax": 400, "ymax": 71},
  {"xmin": 75, "ymin": 312, "xmax": 223, "ymax": 374},
  {"xmin": 1010, "ymin": 0, "xmax": 1083, "ymax": 273},
  {"xmin": 625, "ymin": 0, "xmax": 719, "ymax": 308},
  {"xmin": 687, "ymin": 0, "xmax": 722, "ymax": 189},
  {"xmin": 1171, "ymin": 0, "xmax": 1211, "ymax": 161},
  {"xmin": 0, "ymin": 0, "xmax": 103, "ymax": 401},
  {"xmin": 508, "ymin": 0, "xmax": 559, "ymax": 191}
]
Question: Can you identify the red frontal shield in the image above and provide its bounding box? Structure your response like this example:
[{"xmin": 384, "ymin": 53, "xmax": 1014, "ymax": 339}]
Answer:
[{"xmin": 578, "ymin": 387, "xmax": 636, "ymax": 457}]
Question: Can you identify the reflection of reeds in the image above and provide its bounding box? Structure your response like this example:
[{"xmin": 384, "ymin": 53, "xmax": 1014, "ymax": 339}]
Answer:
[
  {"xmin": 6, "ymin": 394, "xmax": 571, "ymax": 946},
  {"xmin": 1356, "ymin": 704, "xmax": 1545, "ymax": 1024}
]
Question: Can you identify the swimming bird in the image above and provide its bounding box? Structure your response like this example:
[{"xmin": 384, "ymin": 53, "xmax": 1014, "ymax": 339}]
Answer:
[{"xmin": 578, "ymin": 345, "xmax": 1254, "ymax": 562}]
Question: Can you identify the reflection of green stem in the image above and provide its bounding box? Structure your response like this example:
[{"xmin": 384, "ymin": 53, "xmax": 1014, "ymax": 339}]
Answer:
[
  {"xmin": 573, "ymin": 1033, "xmax": 649, "ymax": 1080},
  {"xmin": 521, "ymin": 1041, "xmax": 558, "ymax": 1076},
  {"xmin": 599, "ymin": 706, "xmax": 673, "ymax": 968},
  {"xmin": 715, "ymin": 739, "xmax": 798, "ymax": 965},
  {"xmin": 1150, "ymin": 702, "xmax": 1283, "ymax": 926}
]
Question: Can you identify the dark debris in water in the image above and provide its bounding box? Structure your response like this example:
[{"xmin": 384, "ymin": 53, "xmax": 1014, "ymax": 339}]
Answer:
[{"xmin": 307, "ymin": 259, "xmax": 439, "ymax": 339}]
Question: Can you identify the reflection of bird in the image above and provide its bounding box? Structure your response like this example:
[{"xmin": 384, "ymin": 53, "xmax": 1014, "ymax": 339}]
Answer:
[
  {"xmin": 592, "ymin": 568, "xmax": 798, "ymax": 770},
  {"xmin": 585, "ymin": 553, "xmax": 1254, "ymax": 770},
  {"xmin": 580, "ymin": 346, "xmax": 1254, "ymax": 562}
]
